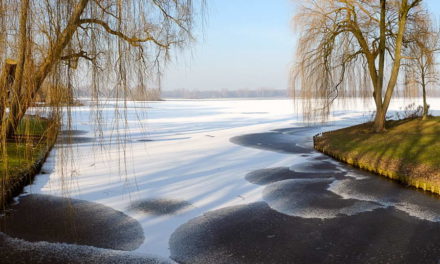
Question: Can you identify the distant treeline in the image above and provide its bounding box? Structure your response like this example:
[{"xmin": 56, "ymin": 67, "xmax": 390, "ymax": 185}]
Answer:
[
  {"xmin": 162, "ymin": 89, "xmax": 289, "ymax": 99},
  {"xmin": 75, "ymin": 86, "xmax": 440, "ymax": 100}
]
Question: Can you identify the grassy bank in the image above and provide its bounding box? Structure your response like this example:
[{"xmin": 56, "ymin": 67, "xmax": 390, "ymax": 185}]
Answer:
[
  {"xmin": 314, "ymin": 117, "xmax": 440, "ymax": 194},
  {"xmin": 0, "ymin": 116, "xmax": 57, "ymax": 206}
]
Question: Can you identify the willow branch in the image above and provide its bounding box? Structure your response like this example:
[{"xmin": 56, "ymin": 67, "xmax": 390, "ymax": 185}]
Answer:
[{"xmin": 79, "ymin": 18, "xmax": 172, "ymax": 48}]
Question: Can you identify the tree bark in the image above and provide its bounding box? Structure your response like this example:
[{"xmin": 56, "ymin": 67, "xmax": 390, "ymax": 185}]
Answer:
[
  {"xmin": 422, "ymin": 76, "xmax": 428, "ymax": 120},
  {"xmin": 382, "ymin": 1, "xmax": 410, "ymax": 112},
  {"xmin": 6, "ymin": 0, "xmax": 29, "ymax": 138},
  {"xmin": 0, "ymin": 60, "xmax": 17, "ymax": 124},
  {"xmin": 374, "ymin": 106, "xmax": 386, "ymax": 132},
  {"xmin": 373, "ymin": 0, "xmax": 387, "ymax": 132},
  {"xmin": 374, "ymin": 0, "xmax": 411, "ymax": 132},
  {"xmin": 6, "ymin": 0, "xmax": 90, "ymax": 137}
]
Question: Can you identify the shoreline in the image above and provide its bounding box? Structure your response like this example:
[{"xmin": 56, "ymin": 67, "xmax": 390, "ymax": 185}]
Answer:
[
  {"xmin": 0, "ymin": 119, "xmax": 58, "ymax": 206},
  {"xmin": 1, "ymin": 141, "xmax": 55, "ymax": 206},
  {"xmin": 313, "ymin": 120, "xmax": 440, "ymax": 196}
]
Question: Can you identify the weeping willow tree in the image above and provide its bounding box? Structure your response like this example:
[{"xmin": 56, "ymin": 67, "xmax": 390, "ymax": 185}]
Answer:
[
  {"xmin": 0, "ymin": 0, "xmax": 203, "ymax": 205},
  {"xmin": 404, "ymin": 13, "xmax": 440, "ymax": 120},
  {"xmin": 291, "ymin": 0, "xmax": 426, "ymax": 131}
]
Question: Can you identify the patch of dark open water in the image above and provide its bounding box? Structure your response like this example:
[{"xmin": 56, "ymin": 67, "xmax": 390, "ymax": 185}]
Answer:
[
  {"xmin": 230, "ymin": 132, "xmax": 313, "ymax": 154},
  {"xmin": 131, "ymin": 198, "xmax": 191, "ymax": 215},
  {"xmin": 0, "ymin": 232, "xmax": 170, "ymax": 264},
  {"xmin": 245, "ymin": 167, "xmax": 345, "ymax": 185},
  {"xmin": 57, "ymin": 136, "xmax": 95, "ymax": 144},
  {"xmin": 59, "ymin": 130, "xmax": 89, "ymax": 136},
  {"xmin": 0, "ymin": 194, "xmax": 144, "ymax": 251},
  {"xmin": 170, "ymin": 202, "xmax": 440, "ymax": 264}
]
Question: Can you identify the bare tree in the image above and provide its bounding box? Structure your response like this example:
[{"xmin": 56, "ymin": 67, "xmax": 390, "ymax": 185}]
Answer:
[
  {"xmin": 0, "ymin": 0, "xmax": 204, "ymax": 207},
  {"xmin": 292, "ymin": 0, "xmax": 424, "ymax": 131},
  {"xmin": 0, "ymin": 0, "xmax": 203, "ymax": 138},
  {"xmin": 404, "ymin": 14, "xmax": 440, "ymax": 120}
]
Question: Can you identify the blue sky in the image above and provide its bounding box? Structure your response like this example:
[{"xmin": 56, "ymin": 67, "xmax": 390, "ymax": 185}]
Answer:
[{"xmin": 162, "ymin": 0, "xmax": 440, "ymax": 92}]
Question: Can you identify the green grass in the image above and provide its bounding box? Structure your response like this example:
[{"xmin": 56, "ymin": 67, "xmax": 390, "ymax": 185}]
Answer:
[
  {"xmin": 2, "ymin": 140, "xmax": 49, "ymax": 176},
  {"xmin": 0, "ymin": 116, "xmax": 54, "ymax": 205},
  {"xmin": 16, "ymin": 116, "xmax": 51, "ymax": 136},
  {"xmin": 315, "ymin": 117, "xmax": 440, "ymax": 193}
]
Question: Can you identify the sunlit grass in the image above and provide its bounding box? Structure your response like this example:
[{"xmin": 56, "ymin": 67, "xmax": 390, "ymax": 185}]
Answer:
[
  {"xmin": 16, "ymin": 116, "xmax": 51, "ymax": 136},
  {"xmin": 0, "ymin": 117, "xmax": 54, "ymax": 204},
  {"xmin": 1, "ymin": 141, "xmax": 49, "ymax": 177},
  {"xmin": 315, "ymin": 117, "xmax": 440, "ymax": 193}
]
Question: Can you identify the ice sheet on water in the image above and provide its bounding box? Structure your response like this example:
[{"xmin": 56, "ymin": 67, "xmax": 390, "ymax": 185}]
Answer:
[
  {"xmin": 0, "ymin": 232, "xmax": 174, "ymax": 264},
  {"xmin": 0, "ymin": 194, "xmax": 144, "ymax": 251},
  {"xmin": 329, "ymin": 178, "xmax": 440, "ymax": 222},
  {"xmin": 23, "ymin": 98, "xmax": 440, "ymax": 258},
  {"xmin": 262, "ymin": 178, "xmax": 382, "ymax": 219}
]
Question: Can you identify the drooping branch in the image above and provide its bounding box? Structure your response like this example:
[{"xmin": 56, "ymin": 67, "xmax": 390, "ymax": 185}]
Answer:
[
  {"xmin": 151, "ymin": 0, "xmax": 192, "ymax": 35},
  {"xmin": 92, "ymin": 0, "xmax": 118, "ymax": 20},
  {"xmin": 61, "ymin": 51, "xmax": 96, "ymax": 61},
  {"xmin": 292, "ymin": 0, "xmax": 429, "ymax": 131},
  {"xmin": 34, "ymin": 0, "xmax": 90, "ymax": 89},
  {"xmin": 79, "ymin": 18, "xmax": 174, "ymax": 48},
  {"xmin": 1, "ymin": 0, "xmax": 202, "ymax": 139}
]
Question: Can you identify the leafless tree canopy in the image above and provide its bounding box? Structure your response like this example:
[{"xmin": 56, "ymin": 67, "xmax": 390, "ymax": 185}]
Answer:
[
  {"xmin": 291, "ymin": 0, "xmax": 427, "ymax": 131},
  {"xmin": 0, "ymin": 0, "xmax": 204, "ymax": 204},
  {"xmin": 404, "ymin": 13, "xmax": 440, "ymax": 119},
  {"xmin": 0, "ymin": 0, "xmax": 204, "ymax": 136}
]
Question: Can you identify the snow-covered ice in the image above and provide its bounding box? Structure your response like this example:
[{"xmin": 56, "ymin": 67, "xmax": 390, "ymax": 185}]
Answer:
[{"xmin": 17, "ymin": 98, "xmax": 440, "ymax": 258}]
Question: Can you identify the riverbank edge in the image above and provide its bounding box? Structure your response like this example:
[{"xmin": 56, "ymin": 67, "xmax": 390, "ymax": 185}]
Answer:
[
  {"xmin": 1, "ymin": 128, "xmax": 58, "ymax": 206},
  {"xmin": 313, "ymin": 127, "xmax": 440, "ymax": 196}
]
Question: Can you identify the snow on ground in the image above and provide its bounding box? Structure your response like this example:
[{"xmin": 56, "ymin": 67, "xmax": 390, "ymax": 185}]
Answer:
[{"xmin": 21, "ymin": 98, "xmax": 440, "ymax": 258}]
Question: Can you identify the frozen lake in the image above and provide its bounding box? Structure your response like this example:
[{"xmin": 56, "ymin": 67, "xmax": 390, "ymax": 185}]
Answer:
[{"xmin": 3, "ymin": 98, "xmax": 440, "ymax": 263}]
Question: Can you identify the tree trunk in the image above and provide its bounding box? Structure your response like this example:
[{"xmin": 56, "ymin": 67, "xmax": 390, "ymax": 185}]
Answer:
[
  {"xmin": 371, "ymin": 0, "xmax": 387, "ymax": 132},
  {"xmin": 376, "ymin": 0, "xmax": 410, "ymax": 132},
  {"xmin": 422, "ymin": 79, "xmax": 429, "ymax": 120},
  {"xmin": 6, "ymin": 0, "xmax": 90, "ymax": 138},
  {"xmin": 7, "ymin": 95, "xmax": 25, "ymax": 137},
  {"xmin": 6, "ymin": 0, "xmax": 29, "ymax": 138},
  {"xmin": 0, "ymin": 60, "xmax": 17, "ymax": 124},
  {"xmin": 374, "ymin": 105, "xmax": 386, "ymax": 132}
]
